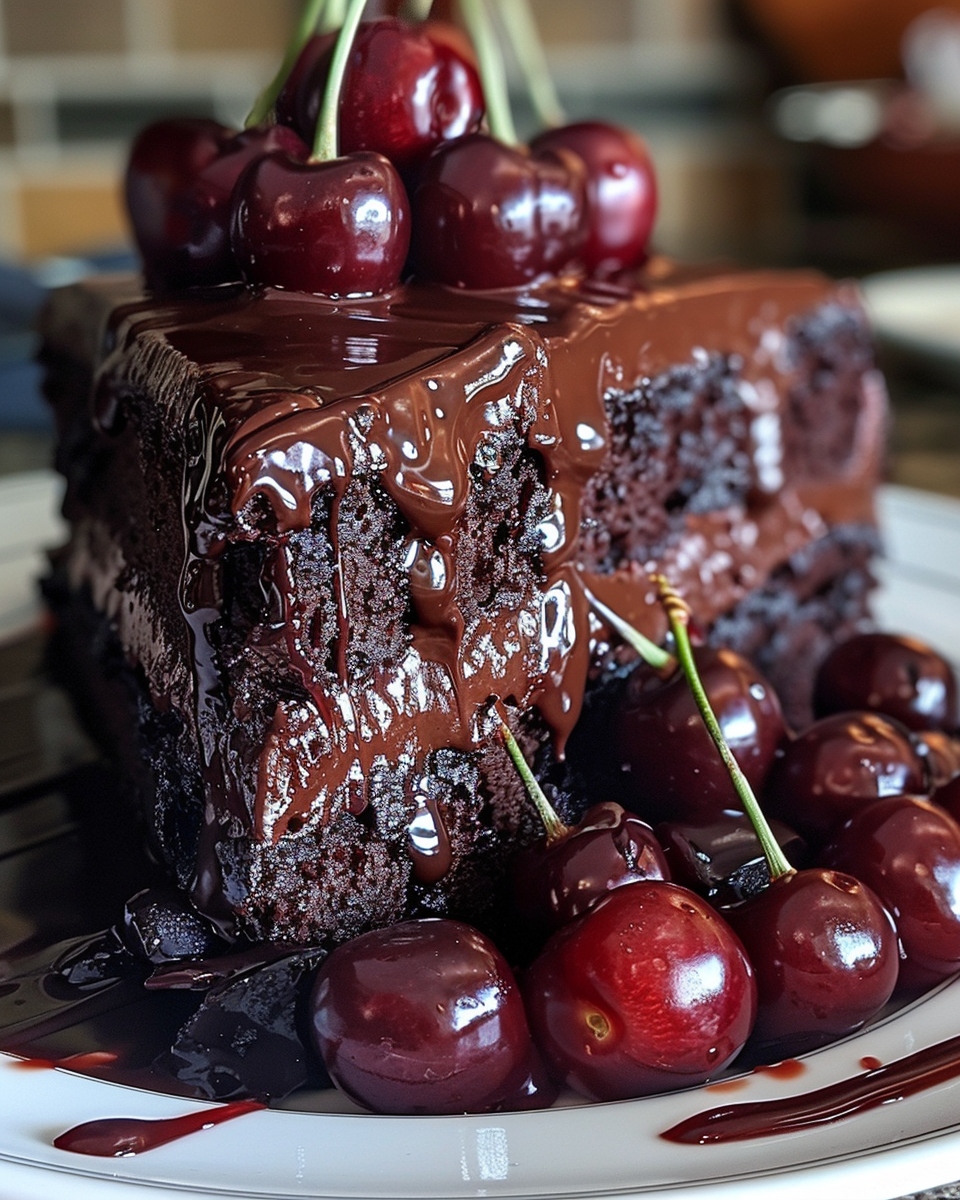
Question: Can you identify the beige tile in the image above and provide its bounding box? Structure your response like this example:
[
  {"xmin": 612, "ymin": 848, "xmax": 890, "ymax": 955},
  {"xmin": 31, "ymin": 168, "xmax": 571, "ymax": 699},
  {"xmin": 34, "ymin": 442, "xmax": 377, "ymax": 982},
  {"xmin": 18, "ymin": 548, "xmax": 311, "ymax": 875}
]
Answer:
[
  {"xmin": 18, "ymin": 177, "xmax": 127, "ymax": 259},
  {"xmin": 3, "ymin": 0, "xmax": 127, "ymax": 55},
  {"xmin": 529, "ymin": 0, "xmax": 633, "ymax": 44},
  {"xmin": 169, "ymin": 0, "xmax": 298, "ymax": 53}
]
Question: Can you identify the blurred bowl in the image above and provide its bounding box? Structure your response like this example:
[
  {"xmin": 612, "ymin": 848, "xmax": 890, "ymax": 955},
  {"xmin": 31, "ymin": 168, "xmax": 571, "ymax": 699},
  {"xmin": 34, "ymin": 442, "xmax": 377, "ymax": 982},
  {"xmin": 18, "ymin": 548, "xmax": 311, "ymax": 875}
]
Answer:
[{"xmin": 862, "ymin": 265, "xmax": 960, "ymax": 386}]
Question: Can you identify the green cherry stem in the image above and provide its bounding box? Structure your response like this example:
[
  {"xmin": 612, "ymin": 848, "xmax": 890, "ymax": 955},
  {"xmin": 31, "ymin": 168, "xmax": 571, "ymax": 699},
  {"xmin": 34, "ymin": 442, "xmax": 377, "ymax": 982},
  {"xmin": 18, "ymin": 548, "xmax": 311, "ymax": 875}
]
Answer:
[
  {"xmin": 583, "ymin": 585, "xmax": 675, "ymax": 673},
  {"xmin": 403, "ymin": 0, "xmax": 434, "ymax": 20},
  {"xmin": 459, "ymin": 0, "xmax": 518, "ymax": 144},
  {"xmin": 493, "ymin": 0, "xmax": 564, "ymax": 128},
  {"xmin": 313, "ymin": 0, "xmax": 368, "ymax": 161},
  {"xmin": 655, "ymin": 575, "xmax": 794, "ymax": 882},
  {"xmin": 245, "ymin": 0, "xmax": 329, "ymax": 128},
  {"xmin": 494, "ymin": 702, "xmax": 570, "ymax": 847},
  {"xmin": 319, "ymin": 0, "xmax": 348, "ymax": 31}
]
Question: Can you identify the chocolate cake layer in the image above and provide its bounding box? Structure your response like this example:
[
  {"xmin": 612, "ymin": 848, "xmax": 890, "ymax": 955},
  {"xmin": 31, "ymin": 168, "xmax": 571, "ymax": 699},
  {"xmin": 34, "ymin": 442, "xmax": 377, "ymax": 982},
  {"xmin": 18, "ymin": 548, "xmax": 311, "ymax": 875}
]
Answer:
[{"xmin": 40, "ymin": 261, "xmax": 886, "ymax": 945}]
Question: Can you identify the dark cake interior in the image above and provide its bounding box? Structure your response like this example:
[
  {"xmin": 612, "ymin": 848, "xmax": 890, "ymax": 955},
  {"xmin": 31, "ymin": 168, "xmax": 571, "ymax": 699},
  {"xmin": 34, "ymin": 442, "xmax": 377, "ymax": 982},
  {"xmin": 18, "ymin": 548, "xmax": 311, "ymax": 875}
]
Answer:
[{"xmin": 39, "ymin": 260, "xmax": 885, "ymax": 949}]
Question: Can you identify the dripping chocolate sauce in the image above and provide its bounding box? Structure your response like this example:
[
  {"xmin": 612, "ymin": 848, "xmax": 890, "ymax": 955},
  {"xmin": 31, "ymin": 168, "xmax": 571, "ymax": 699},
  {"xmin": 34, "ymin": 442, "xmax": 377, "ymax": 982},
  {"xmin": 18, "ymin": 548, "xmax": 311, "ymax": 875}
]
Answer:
[{"xmin": 88, "ymin": 265, "xmax": 880, "ymax": 920}]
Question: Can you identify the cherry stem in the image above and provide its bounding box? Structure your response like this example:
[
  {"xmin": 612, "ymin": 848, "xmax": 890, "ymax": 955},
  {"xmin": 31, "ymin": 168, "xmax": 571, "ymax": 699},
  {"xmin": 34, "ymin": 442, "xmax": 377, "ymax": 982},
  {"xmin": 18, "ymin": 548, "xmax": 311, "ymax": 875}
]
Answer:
[
  {"xmin": 245, "ymin": 0, "xmax": 329, "ymax": 128},
  {"xmin": 403, "ymin": 0, "xmax": 434, "ymax": 19},
  {"xmin": 494, "ymin": 702, "xmax": 570, "ymax": 846},
  {"xmin": 654, "ymin": 575, "xmax": 794, "ymax": 882},
  {"xmin": 493, "ymin": 0, "xmax": 564, "ymax": 128},
  {"xmin": 583, "ymin": 585, "xmax": 675, "ymax": 673},
  {"xmin": 320, "ymin": 0, "xmax": 348, "ymax": 30},
  {"xmin": 459, "ymin": 0, "xmax": 518, "ymax": 145},
  {"xmin": 313, "ymin": 0, "xmax": 368, "ymax": 161}
]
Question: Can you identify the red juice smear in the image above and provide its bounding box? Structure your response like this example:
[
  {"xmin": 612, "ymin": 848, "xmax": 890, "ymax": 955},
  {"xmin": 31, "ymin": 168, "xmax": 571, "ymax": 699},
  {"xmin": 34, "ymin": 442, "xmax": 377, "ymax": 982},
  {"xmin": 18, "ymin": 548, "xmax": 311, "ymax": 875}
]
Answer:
[
  {"xmin": 661, "ymin": 1033, "xmax": 960, "ymax": 1145},
  {"xmin": 54, "ymin": 1099, "xmax": 265, "ymax": 1157},
  {"xmin": 754, "ymin": 1058, "xmax": 806, "ymax": 1081},
  {"xmin": 860, "ymin": 1056, "xmax": 883, "ymax": 1070},
  {"xmin": 13, "ymin": 1051, "xmax": 118, "ymax": 1071}
]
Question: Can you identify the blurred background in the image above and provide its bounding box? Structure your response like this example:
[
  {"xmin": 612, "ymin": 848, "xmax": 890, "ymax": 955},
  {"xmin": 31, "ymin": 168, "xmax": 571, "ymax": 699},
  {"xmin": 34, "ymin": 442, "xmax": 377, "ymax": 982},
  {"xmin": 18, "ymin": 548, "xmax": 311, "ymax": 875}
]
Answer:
[{"xmin": 0, "ymin": 0, "xmax": 957, "ymax": 493}]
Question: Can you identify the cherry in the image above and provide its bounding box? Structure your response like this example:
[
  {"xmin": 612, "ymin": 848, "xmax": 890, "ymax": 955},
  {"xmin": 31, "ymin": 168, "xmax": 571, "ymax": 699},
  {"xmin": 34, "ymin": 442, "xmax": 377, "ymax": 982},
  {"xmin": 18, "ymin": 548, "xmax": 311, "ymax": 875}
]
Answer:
[
  {"xmin": 530, "ymin": 121, "xmax": 657, "ymax": 276},
  {"xmin": 523, "ymin": 882, "xmax": 756, "ymax": 1102},
  {"xmin": 935, "ymin": 773, "xmax": 960, "ymax": 822},
  {"xmin": 510, "ymin": 800, "xmax": 669, "ymax": 948},
  {"xmin": 723, "ymin": 870, "xmax": 898, "ymax": 1056},
  {"xmin": 230, "ymin": 149, "xmax": 409, "ymax": 297},
  {"xmin": 651, "ymin": 577, "xmax": 898, "ymax": 1060},
  {"xmin": 125, "ymin": 119, "xmax": 308, "ymax": 291},
  {"xmin": 274, "ymin": 32, "xmax": 335, "ymax": 132},
  {"xmin": 655, "ymin": 812, "xmax": 805, "ymax": 908},
  {"xmin": 496, "ymin": 714, "xmax": 668, "ymax": 949},
  {"xmin": 411, "ymin": 133, "xmax": 588, "ymax": 288},
  {"xmin": 763, "ymin": 712, "xmax": 927, "ymax": 845},
  {"xmin": 308, "ymin": 919, "xmax": 543, "ymax": 1114},
  {"xmin": 279, "ymin": 20, "xmax": 484, "ymax": 170},
  {"xmin": 915, "ymin": 730, "xmax": 960, "ymax": 791},
  {"xmin": 610, "ymin": 647, "xmax": 787, "ymax": 825},
  {"xmin": 822, "ymin": 796, "xmax": 960, "ymax": 991},
  {"xmin": 814, "ymin": 632, "xmax": 959, "ymax": 733}
]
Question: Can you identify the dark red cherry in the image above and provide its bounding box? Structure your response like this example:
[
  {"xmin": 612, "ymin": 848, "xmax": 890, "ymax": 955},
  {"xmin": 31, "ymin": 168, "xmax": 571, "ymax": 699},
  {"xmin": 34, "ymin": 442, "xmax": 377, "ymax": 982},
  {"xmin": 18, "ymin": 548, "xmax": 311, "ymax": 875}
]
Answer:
[
  {"xmin": 510, "ymin": 800, "xmax": 669, "ymax": 948},
  {"xmin": 814, "ymin": 632, "xmax": 959, "ymax": 733},
  {"xmin": 822, "ymin": 795, "xmax": 960, "ymax": 991},
  {"xmin": 231, "ymin": 150, "xmax": 410, "ymax": 297},
  {"xmin": 308, "ymin": 919, "xmax": 538, "ymax": 1114},
  {"xmin": 524, "ymin": 882, "xmax": 756, "ymax": 1102},
  {"xmin": 935, "ymin": 772, "xmax": 960, "ymax": 821},
  {"xmin": 655, "ymin": 812, "xmax": 805, "ymax": 908},
  {"xmin": 611, "ymin": 647, "xmax": 787, "ymax": 825},
  {"xmin": 530, "ymin": 120, "xmax": 657, "ymax": 275},
  {"xmin": 411, "ymin": 133, "xmax": 587, "ymax": 288},
  {"xmin": 723, "ymin": 868, "xmax": 898, "ymax": 1057},
  {"xmin": 125, "ymin": 120, "xmax": 308, "ymax": 291},
  {"xmin": 915, "ymin": 730, "xmax": 960, "ymax": 791},
  {"xmin": 763, "ymin": 712, "xmax": 927, "ymax": 844},
  {"xmin": 274, "ymin": 32, "xmax": 335, "ymax": 132},
  {"xmin": 280, "ymin": 20, "xmax": 483, "ymax": 170}
]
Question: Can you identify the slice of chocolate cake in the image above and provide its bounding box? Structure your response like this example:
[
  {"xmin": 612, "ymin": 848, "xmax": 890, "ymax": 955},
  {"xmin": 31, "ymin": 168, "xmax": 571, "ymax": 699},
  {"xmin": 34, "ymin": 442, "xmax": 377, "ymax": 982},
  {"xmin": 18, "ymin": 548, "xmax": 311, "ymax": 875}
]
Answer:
[{"xmin": 39, "ymin": 259, "xmax": 885, "ymax": 947}]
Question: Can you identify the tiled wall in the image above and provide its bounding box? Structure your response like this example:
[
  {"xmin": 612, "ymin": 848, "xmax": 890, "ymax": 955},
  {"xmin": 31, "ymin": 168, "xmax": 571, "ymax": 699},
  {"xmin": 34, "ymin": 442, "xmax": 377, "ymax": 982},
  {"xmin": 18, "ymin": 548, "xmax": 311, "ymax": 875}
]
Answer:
[{"xmin": 0, "ymin": 0, "xmax": 786, "ymax": 265}]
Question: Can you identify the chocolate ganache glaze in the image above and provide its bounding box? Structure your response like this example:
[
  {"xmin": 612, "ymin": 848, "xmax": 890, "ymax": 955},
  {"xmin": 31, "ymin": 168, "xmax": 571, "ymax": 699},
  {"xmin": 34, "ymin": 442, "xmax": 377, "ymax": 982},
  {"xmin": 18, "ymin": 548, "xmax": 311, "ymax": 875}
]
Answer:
[{"xmin": 41, "ymin": 259, "xmax": 884, "ymax": 944}]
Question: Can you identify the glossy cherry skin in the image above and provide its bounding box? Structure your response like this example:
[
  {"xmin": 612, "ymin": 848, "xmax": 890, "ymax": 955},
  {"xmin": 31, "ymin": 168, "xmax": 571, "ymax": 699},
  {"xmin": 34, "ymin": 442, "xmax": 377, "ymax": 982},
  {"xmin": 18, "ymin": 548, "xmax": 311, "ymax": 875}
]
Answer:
[
  {"xmin": 723, "ymin": 869, "xmax": 898, "ymax": 1057},
  {"xmin": 231, "ymin": 150, "xmax": 410, "ymax": 297},
  {"xmin": 656, "ymin": 812, "xmax": 805, "ymax": 908},
  {"xmin": 530, "ymin": 121, "xmax": 657, "ymax": 275},
  {"xmin": 763, "ymin": 712, "xmax": 927, "ymax": 845},
  {"xmin": 125, "ymin": 120, "xmax": 308, "ymax": 290},
  {"xmin": 814, "ymin": 632, "xmax": 959, "ymax": 733},
  {"xmin": 510, "ymin": 801, "xmax": 669, "ymax": 950},
  {"xmin": 524, "ymin": 882, "xmax": 756, "ymax": 1102},
  {"xmin": 611, "ymin": 648, "xmax": 787, "ymax": 825},
  {"xmin": 279, "ymin": 20, "xmax": 483, "ymax": 170},
  {"xmin": 822, "ymin": 796, "xmax": 960, "ymax": 991},
  {"xmin": 411, "ymin": 133, "xmax": 587, "ymax": 288},
  {"xmin": 916, "ymin": 730, "xmax": 960, "ymax": 791},
  {"xmin": 308, "ymin": 919, "xmax": 540, "ymax": 1114},
  {"xmin": 935, "ymin": 772, "xmax": 960, "ymax": 821}
]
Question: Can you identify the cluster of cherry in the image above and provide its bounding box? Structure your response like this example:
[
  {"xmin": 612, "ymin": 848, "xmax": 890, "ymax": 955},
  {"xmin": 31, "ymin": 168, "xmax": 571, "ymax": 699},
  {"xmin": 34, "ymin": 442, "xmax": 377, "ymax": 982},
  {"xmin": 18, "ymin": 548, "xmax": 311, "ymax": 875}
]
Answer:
[
  {"xmin": 301, "ymin": 595, "xmax": 960, "ymax": 1115},
  {"xmin": 124, "ymin": 9, "xmax": 656, "ymax": 299}
]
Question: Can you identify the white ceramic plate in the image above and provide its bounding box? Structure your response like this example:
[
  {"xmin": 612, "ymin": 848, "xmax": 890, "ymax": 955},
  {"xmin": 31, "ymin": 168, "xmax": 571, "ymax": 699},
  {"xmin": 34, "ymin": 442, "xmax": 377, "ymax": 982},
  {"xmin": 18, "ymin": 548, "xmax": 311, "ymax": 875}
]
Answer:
[
  {"xmin": 1, "ymin": 473, "xmax": 960, "ymax": 1200},
  {"xmin": 861, "ymin": 267, "xmax": 960, "ymax": 387}
]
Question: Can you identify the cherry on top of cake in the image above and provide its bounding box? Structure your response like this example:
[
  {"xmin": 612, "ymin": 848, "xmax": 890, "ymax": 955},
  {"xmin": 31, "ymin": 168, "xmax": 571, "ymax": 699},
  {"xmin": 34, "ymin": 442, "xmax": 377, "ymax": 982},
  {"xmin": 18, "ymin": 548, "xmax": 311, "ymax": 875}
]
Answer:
[{"xmin": 124, "ymin": 0, "xmax": 657, "ymax": 301}]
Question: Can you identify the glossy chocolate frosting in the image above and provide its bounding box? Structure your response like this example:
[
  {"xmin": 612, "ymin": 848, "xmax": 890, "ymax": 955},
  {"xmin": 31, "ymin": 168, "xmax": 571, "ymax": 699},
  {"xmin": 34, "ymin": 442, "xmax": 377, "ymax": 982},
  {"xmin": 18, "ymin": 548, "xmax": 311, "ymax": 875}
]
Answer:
[{"xmin": 42, "ymin": 260, "xmax": 884, "ymax": 942}]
